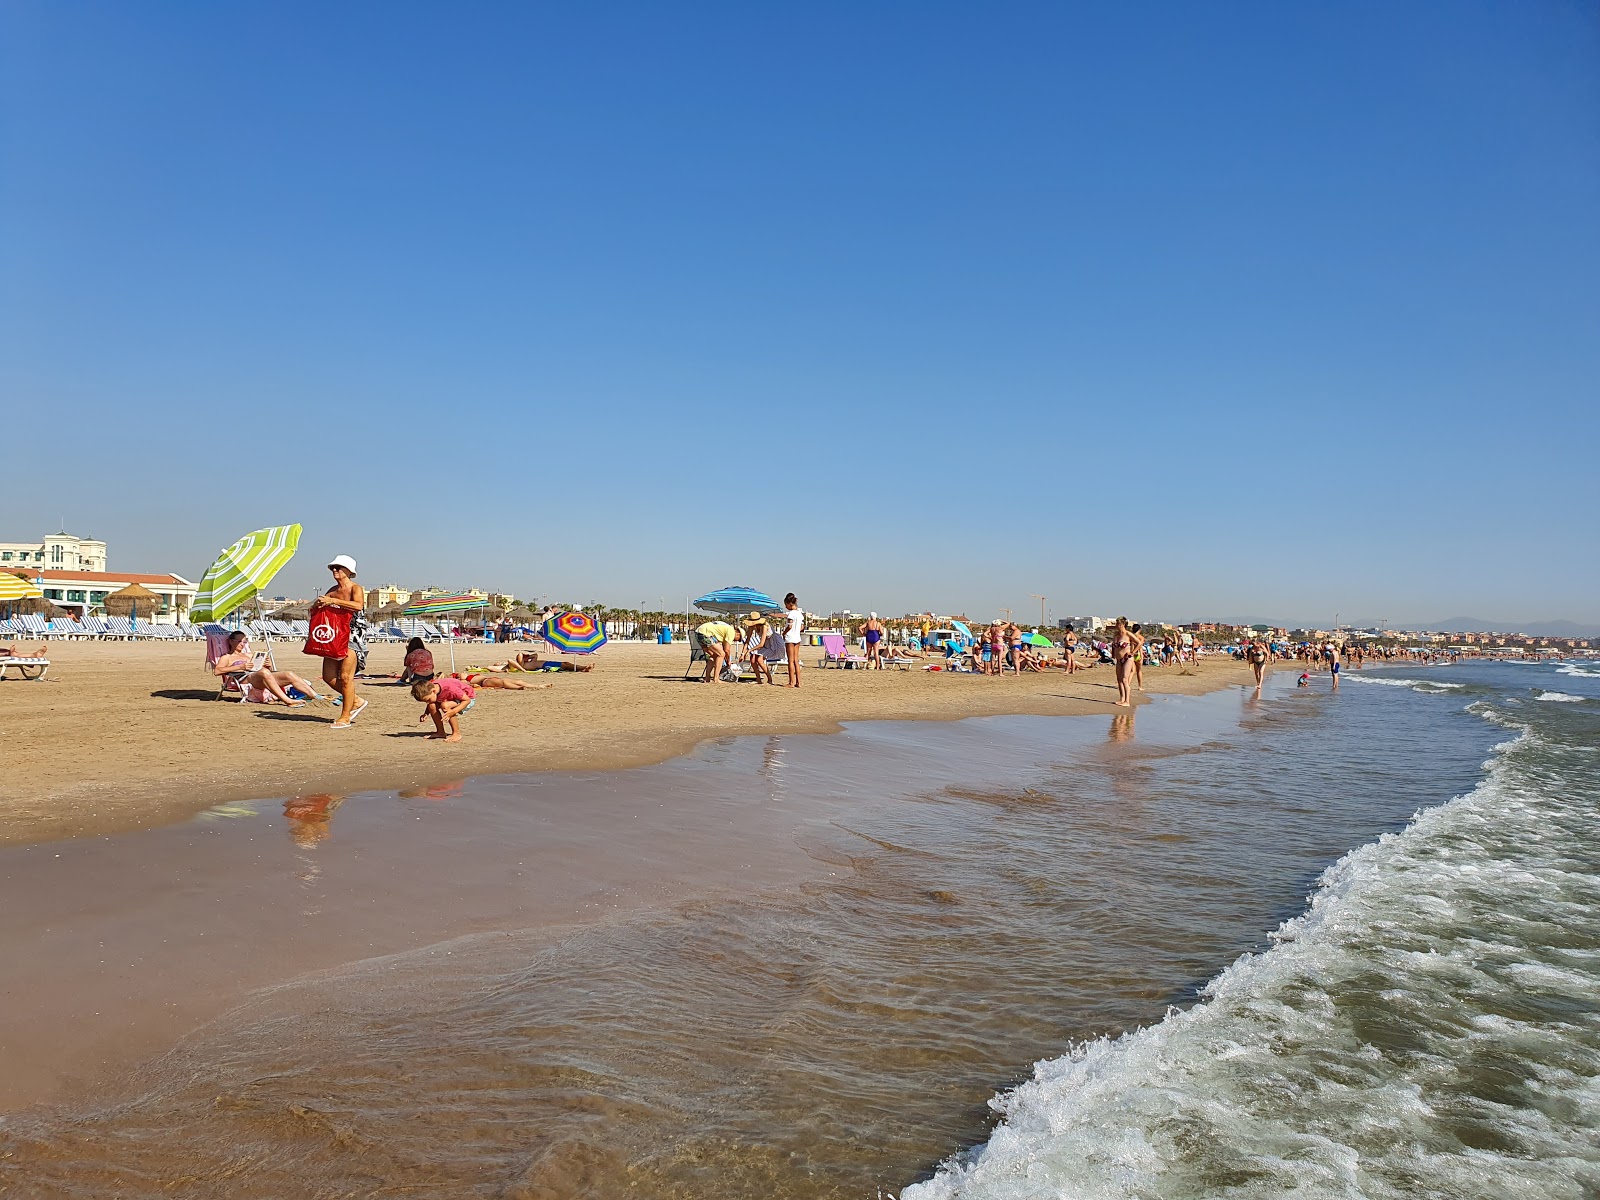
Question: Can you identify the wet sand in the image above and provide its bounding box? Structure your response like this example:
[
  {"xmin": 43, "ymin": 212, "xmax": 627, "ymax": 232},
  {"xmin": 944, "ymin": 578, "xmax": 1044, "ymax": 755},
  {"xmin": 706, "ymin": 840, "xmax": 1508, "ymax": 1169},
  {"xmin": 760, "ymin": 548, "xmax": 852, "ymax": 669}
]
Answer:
[{"xmin": 0, "ymin": 639, "xmax": 1266, "ymax": 846}]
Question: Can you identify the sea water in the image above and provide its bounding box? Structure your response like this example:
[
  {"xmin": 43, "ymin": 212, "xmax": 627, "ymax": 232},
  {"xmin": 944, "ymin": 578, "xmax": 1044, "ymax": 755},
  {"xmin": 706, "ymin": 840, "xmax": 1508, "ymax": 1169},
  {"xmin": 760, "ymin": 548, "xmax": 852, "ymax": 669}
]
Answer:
[
  {"xmin": 2, "ymin": 663, "xmax": 1593, "ymax": 1198},
  {"xmin": 906, "ymin": 660, "xmax": 1600, "ymax": 1200}
]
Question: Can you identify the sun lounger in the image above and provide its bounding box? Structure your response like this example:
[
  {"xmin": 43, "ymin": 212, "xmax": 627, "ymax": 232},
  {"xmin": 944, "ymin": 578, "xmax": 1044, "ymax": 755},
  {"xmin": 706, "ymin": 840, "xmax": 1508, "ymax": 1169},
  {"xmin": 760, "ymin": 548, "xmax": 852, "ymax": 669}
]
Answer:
[
  {"xmin": 819, "ymin": 633, "xmax": 868, "ymax": 669},
  {"xmin": 13, "ymin": 614, "xmax": 49, "ymax": 639},
  {"xmin": 0, "ymin": 653, "xmax": 50, "ymax": 680}
]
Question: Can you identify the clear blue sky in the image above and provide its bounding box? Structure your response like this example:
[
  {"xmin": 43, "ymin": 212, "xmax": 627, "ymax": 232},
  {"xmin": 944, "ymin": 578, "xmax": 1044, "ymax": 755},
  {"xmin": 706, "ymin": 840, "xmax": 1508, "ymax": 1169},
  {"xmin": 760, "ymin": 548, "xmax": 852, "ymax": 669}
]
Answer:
[{"xmin": 4, "ymin": 2, "xmax": 1596, "ymax": 627}]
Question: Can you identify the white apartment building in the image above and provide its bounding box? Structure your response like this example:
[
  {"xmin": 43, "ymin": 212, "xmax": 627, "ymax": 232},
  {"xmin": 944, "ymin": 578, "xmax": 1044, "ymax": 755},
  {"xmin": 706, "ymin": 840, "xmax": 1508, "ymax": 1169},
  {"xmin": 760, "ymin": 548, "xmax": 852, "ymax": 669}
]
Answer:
[{"xmin": 0, "ymin": 532, "xmax": 108, "ymax": 572}]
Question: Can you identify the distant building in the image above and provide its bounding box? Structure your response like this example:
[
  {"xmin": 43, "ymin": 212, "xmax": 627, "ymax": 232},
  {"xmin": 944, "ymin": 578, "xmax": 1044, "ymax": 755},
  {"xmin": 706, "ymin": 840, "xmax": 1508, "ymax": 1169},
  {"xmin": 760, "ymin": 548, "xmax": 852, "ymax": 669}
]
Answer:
[
  {"xmin": 34, "ymin": 569, "xmax": 197, "ymax": 623},
  {"xmin": 0, "ymin": 532, "xmax": 107, "ymax": 572},
  {"xmin": 1, "ymin": 533, "xmax": 195, "ymax": 622},
  {"xmin": 1058, "ymin": 616, "xmax": 1105, "ymax": 632},
  {"xmin": 371, "ymin": 584, "xmax": 413, "ymax": 608}
]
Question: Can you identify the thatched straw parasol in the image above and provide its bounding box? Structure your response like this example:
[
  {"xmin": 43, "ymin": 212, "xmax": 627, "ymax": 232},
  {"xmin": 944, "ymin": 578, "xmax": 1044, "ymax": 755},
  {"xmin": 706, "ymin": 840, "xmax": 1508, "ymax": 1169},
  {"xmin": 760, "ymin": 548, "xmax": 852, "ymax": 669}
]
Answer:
[
  {"xmin": 103, "ymin": 582, "xmax": 163, "ymax": 619},
  {"xmin": 376, "ymin": 600, "xmax": 408, "ymax": 623},
  {"xmin": 508, "ymin": 606, "xmax": 537, "ymax": 624}
]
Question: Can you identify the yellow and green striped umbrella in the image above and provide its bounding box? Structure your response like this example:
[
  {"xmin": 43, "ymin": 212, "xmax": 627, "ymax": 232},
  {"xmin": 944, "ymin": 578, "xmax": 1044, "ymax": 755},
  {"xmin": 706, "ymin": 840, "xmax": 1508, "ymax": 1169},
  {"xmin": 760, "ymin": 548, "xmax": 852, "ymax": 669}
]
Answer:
[
  {"xmin": 191, "ymin": 524, "xmax": 302, "ymax": 623},
  {"xmin": 0, "ymin": 571, "xmax": 44, "ymax": 602}
]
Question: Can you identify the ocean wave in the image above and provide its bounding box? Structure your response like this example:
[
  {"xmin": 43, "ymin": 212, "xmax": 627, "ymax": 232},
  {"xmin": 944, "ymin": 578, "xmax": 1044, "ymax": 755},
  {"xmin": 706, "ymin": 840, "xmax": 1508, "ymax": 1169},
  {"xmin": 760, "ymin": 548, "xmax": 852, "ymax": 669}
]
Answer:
[
  {"xmin": 1556, "ymin": 664, "xmax": 1600, "ymax": 679},
  {"xmin": 1347, "ymin": 676, "xmax": 1464, "ymax": 692},
  {"xmin": 1536, "ymin": 691, "xmax": 1587, "ymax": 703},
  {"xmin": 902, "ymin": 724, "xmax": 1600, "ymax": 1200}
]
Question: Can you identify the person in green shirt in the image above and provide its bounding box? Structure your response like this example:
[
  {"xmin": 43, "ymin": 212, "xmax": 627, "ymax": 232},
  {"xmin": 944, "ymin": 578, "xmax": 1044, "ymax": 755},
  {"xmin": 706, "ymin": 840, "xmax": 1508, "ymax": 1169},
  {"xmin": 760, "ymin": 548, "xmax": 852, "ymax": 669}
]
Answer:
[{"xmin": 696, "ymin": 620, "xmax": 740, "ymax": 683}]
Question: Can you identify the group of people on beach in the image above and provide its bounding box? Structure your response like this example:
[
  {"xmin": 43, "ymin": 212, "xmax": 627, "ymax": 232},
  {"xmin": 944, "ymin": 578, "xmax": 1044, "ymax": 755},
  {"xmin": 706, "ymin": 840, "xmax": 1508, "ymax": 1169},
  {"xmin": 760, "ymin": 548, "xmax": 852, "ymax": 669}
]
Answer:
[{"xmin": 694, "ymin": 593, "xmax": 807, "ymax": 686}]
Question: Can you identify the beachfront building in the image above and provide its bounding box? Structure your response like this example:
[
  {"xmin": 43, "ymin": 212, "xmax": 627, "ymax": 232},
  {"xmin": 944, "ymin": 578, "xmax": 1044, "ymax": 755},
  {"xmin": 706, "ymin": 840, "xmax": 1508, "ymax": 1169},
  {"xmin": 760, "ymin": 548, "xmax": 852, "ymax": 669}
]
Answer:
[
  {"xmin": 371, "ymin": 584, "xmax": 413, "ymax": 608},
  {"xmin": 0, "ymin": 532, "xmax": 108, "ymax": 572},
  {"xmin": 2, "ymin": 533, "xmax": 197, "ymax": 623},
  {"xmin": 35, "ymin": 570, "xmax": 197, "ymax": 623}
]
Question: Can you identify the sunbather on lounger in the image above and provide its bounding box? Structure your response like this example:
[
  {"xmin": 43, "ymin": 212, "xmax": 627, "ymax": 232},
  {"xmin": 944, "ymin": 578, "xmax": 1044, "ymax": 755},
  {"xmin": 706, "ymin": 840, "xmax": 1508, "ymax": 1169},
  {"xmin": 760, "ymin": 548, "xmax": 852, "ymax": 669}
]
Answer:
[
  {"xmin": 1, "ymin": 643, "xmax": 47, "ymax": 660},
  {"xmin": 214, "ymin": 631, "xmax": 322, "ymax": 706}
]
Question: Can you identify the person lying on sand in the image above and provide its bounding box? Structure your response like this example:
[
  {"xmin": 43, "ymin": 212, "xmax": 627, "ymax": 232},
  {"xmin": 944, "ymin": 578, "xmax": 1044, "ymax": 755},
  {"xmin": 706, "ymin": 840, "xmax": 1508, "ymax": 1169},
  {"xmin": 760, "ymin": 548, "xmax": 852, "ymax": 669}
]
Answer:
[
  {"xmin": 461, "ymin": 671, "xmax": 552, "ymax": 691},
  {"xmin": 214, "ymin": 631, "xmax": 322, "ymax": 707}
]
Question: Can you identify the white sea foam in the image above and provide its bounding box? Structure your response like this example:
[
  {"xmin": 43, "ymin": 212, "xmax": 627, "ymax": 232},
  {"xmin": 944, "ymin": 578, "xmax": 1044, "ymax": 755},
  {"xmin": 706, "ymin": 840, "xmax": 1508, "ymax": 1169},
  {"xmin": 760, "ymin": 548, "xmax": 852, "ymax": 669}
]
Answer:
[
  {"xmin": 903, "ymin": 722, "xmax": 1600, "ymax": 1200},
  {"xmin": 1556, "ymin": 663, "xmax": 1600, "ymax": 679},
  {"xmin": 1536, "ymin": 691, "xmax": 1586, "ymax": 703},
  {"xmin": 1347, "ymin": 676, "xmax": 1463, "ymax": 692}
]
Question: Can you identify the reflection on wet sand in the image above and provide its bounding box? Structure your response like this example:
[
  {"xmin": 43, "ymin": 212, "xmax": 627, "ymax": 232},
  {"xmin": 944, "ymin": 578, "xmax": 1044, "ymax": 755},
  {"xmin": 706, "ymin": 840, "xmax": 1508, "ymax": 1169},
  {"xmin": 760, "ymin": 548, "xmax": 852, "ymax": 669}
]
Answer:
[
  {"xmin": 283, "ymin": 793, "xmax": 347, "ymax": 848},
  {"xmin": 1109, "ymin": 711, "xmax": 1135, "ymax": 742}
]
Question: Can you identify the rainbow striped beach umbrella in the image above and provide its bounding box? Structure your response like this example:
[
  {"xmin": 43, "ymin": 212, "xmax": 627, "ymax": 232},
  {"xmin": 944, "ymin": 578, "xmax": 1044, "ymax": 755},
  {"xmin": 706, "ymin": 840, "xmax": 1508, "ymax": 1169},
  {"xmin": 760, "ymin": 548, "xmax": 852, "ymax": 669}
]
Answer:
[
  {"xmin": 191, "ymin": 524, "xmax": 301, "ymax": 623},
  {"xmin": 542, "ymin": 610, "xmax": 607, "ymax": 654}
]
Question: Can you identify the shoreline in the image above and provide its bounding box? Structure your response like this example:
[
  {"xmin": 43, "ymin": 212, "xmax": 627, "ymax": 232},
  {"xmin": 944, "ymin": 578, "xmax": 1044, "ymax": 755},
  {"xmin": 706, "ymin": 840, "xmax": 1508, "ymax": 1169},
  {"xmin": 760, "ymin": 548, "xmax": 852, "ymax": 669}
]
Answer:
[{"xmin": 2, "ymin": 640, "xmax": 1294, "ymax": 847}]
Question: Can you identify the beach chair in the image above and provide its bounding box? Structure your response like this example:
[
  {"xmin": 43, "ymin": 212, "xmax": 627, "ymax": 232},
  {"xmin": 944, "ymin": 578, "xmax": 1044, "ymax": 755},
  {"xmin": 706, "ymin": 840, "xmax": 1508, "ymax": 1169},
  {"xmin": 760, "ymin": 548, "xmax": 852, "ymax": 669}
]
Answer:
[
  {"xmin": 102, "ymin": 616, "xmax": 135, "ymax": 639},
  {"xmin": 683, "ymin": 630, "xmax": 707, "ymax": 679},
  {"xmin": 819, "ymin": 633, "xmax": 867, "ymax": 669},
  {"xmin": 0, "ymin": 648, "xmax": 50, "ymax": 680},
  {"xmin": 14, "ymin": 613, "xmax": 49, "ymax": 641},
  {"xmin": 204, "ymin": 625, "xmax": 252, "ymax": 701}
]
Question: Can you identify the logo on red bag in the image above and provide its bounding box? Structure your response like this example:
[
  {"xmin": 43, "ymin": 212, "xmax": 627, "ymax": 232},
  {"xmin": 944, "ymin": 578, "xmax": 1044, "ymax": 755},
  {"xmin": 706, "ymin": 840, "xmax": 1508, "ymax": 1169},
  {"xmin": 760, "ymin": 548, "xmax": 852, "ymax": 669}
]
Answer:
[{"xmin": 312, "ymin": 623, "xmax": 335, "ymax": 644}]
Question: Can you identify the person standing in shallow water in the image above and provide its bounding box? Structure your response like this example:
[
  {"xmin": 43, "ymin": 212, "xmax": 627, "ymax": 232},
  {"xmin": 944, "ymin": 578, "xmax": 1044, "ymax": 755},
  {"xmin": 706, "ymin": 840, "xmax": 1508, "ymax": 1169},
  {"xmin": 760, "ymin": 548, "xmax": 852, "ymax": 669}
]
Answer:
[
  {"xmin": 782, "ymin": 594, "xmax": 804, "ymax": 688},
  {"xmin": 1247, "ymin": 638, "xmax": 1269, "ymax": 692},
  {"xmin": 314, "ymin": 554, "xmax": 368, "ymax": 728},
  {"xmin": 1111, "ymin": 616, "xmax": 1135, "ymax": 707}
]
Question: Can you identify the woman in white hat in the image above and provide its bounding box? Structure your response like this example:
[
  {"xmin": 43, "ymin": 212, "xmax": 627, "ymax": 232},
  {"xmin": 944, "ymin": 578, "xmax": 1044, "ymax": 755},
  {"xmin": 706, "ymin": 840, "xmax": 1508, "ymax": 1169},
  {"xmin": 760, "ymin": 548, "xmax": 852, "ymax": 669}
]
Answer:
[{"xmin": 311, "ymin": 554, "xmax": 368, "ymax": 727}]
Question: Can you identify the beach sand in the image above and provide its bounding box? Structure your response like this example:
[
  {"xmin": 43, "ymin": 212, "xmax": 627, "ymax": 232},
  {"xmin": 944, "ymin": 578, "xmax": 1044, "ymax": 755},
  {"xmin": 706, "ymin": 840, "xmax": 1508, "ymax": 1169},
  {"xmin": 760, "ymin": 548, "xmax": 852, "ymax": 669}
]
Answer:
[{"xmin": 0, "ymin": 639, "xmax": 1268, "ymax": 847}]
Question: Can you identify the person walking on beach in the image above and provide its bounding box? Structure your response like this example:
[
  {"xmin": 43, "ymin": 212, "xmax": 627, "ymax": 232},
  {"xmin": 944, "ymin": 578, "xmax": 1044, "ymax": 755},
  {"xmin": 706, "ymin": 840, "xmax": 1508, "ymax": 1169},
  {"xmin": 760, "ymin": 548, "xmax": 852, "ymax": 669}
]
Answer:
[
  {"xmin": 1129, "ymin": 623, "xmax": 1146, "ymax": 692},
  {"xmin": 312, "ymin": 554, "xmax": 368, "ymax": 728},
  {"xmin": 782, "ymin": 593, "xmax": 804, "ymax": 688},
  {"xmin": 1063, "ymin": 625, "xmax": 1079, "ymax": 674},
  {"xmin": 1324, "ymin": 640, "xmax": 1342, "ymax": 690},
  {"xmin": 1111, "ymin": 616, "xmax": 1135, "ymax": 707},
  {"xmin": 1247, "ymin": 637, "xmax": 1269, "ymax": 692},
  {"xmin": 863, "ymin": 612, "xmax": 885, "ymax": 669}
]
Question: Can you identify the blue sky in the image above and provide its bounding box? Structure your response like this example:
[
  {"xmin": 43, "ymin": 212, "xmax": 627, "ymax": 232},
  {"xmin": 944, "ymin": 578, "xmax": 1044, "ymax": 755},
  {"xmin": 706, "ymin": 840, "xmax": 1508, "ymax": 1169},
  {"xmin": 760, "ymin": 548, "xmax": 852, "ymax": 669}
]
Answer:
[{"xmin": 3, "ymin": 2, "xmax": 1596, "ymax": 626}]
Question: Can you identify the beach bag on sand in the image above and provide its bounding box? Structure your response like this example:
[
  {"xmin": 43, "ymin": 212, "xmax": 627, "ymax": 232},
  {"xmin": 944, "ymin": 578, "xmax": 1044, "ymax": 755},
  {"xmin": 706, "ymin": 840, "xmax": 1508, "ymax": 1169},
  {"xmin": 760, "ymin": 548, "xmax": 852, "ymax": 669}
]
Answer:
[{"xmin": 304, "ymin": 607, "xmax": 351, "ymax": 659}]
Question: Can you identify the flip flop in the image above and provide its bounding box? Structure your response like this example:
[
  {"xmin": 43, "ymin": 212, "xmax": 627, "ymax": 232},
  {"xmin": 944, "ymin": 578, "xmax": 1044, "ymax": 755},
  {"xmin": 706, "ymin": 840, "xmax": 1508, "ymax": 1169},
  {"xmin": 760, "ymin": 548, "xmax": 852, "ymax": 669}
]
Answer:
[{"xmin": 347, "ymin": 698, "xmax": 369, "ymax": 723}]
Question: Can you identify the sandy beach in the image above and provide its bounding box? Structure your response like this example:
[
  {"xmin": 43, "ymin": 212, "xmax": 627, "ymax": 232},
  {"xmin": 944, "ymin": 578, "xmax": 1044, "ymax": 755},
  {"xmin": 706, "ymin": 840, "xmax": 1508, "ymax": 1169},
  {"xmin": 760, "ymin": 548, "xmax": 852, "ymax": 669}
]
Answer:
[{"xmin": 0, "ymin": 639, "xmax": 1267, "ymax": 847}]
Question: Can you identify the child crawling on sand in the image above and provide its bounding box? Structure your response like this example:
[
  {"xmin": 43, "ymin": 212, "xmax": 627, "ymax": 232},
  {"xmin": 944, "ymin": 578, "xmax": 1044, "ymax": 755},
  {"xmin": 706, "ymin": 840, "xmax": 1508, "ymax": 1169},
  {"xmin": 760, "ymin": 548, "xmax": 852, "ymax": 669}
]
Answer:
[{"xmin": 413, "ymin": 676, "xmax": 475, "ymax": 742}]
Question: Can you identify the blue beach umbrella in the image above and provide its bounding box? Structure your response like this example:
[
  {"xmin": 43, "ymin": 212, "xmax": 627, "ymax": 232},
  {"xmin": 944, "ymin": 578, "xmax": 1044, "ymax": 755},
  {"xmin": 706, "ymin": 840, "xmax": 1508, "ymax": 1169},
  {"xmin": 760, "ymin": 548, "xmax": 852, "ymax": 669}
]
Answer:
[{"xmin": 694, "ymin": 586, "xmax": 783, "ymax": 616}]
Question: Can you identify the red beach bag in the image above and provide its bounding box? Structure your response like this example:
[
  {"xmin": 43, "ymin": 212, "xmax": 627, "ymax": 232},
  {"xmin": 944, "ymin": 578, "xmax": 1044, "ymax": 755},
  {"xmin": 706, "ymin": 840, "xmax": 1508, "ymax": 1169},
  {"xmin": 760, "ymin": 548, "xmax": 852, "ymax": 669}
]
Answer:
[{"xmin": 303, "ymin": 607, "xmax": 352, "ymax": 659}]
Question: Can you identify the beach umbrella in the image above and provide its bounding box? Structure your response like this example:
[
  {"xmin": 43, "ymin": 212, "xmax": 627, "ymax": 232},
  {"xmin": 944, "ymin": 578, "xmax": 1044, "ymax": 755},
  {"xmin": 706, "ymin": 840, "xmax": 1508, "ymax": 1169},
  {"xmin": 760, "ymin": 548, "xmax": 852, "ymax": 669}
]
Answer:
[
  {"xmin": 693, "ymin": 586, "xmax": 782, "ymax": 616},
  {"xmin": 0, "ymin": 572, "xmax": 44, "ymax": 603},
  {"xmin": 402, "ymin": 593, "xmax": 484, "ymax": 670},
  {"xmin": 191, "ymin": 524, "xmax": 302, "ymax": 624},
  {"xmin": 0, "ymin": 570, "xmax": 44, "ymax": 622},
  {"xmin": 542, "ymin": 610, "xmax": 607, "ymax": 654},
  {"xmin": 1025, "ymin": 632, "xmax": 1054, "ymax": 648}
]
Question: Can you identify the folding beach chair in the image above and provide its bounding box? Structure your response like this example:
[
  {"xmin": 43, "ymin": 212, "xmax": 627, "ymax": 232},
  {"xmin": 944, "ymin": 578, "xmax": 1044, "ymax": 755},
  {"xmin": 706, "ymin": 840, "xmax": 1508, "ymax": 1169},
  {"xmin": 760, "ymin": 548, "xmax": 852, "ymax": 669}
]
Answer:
[
  {"xmin": 683, "ymin": 630, "xmax": 708, "ymax": 679},
  {"xmin": 204, "ymin": 624, "xmax": 252, "ymax": 701}
]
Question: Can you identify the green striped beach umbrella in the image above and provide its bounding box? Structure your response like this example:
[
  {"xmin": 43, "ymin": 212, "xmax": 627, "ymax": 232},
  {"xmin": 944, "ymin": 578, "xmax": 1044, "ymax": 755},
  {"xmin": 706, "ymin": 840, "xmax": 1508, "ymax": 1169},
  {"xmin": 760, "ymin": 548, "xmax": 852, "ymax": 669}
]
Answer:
[
  {"xmin": 401, "ymin": 593, "xmax": 485, "ymax": 671},
  {"xmin": 191, "ymin": 524, "xmax": 302, "ymax": 624}
]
